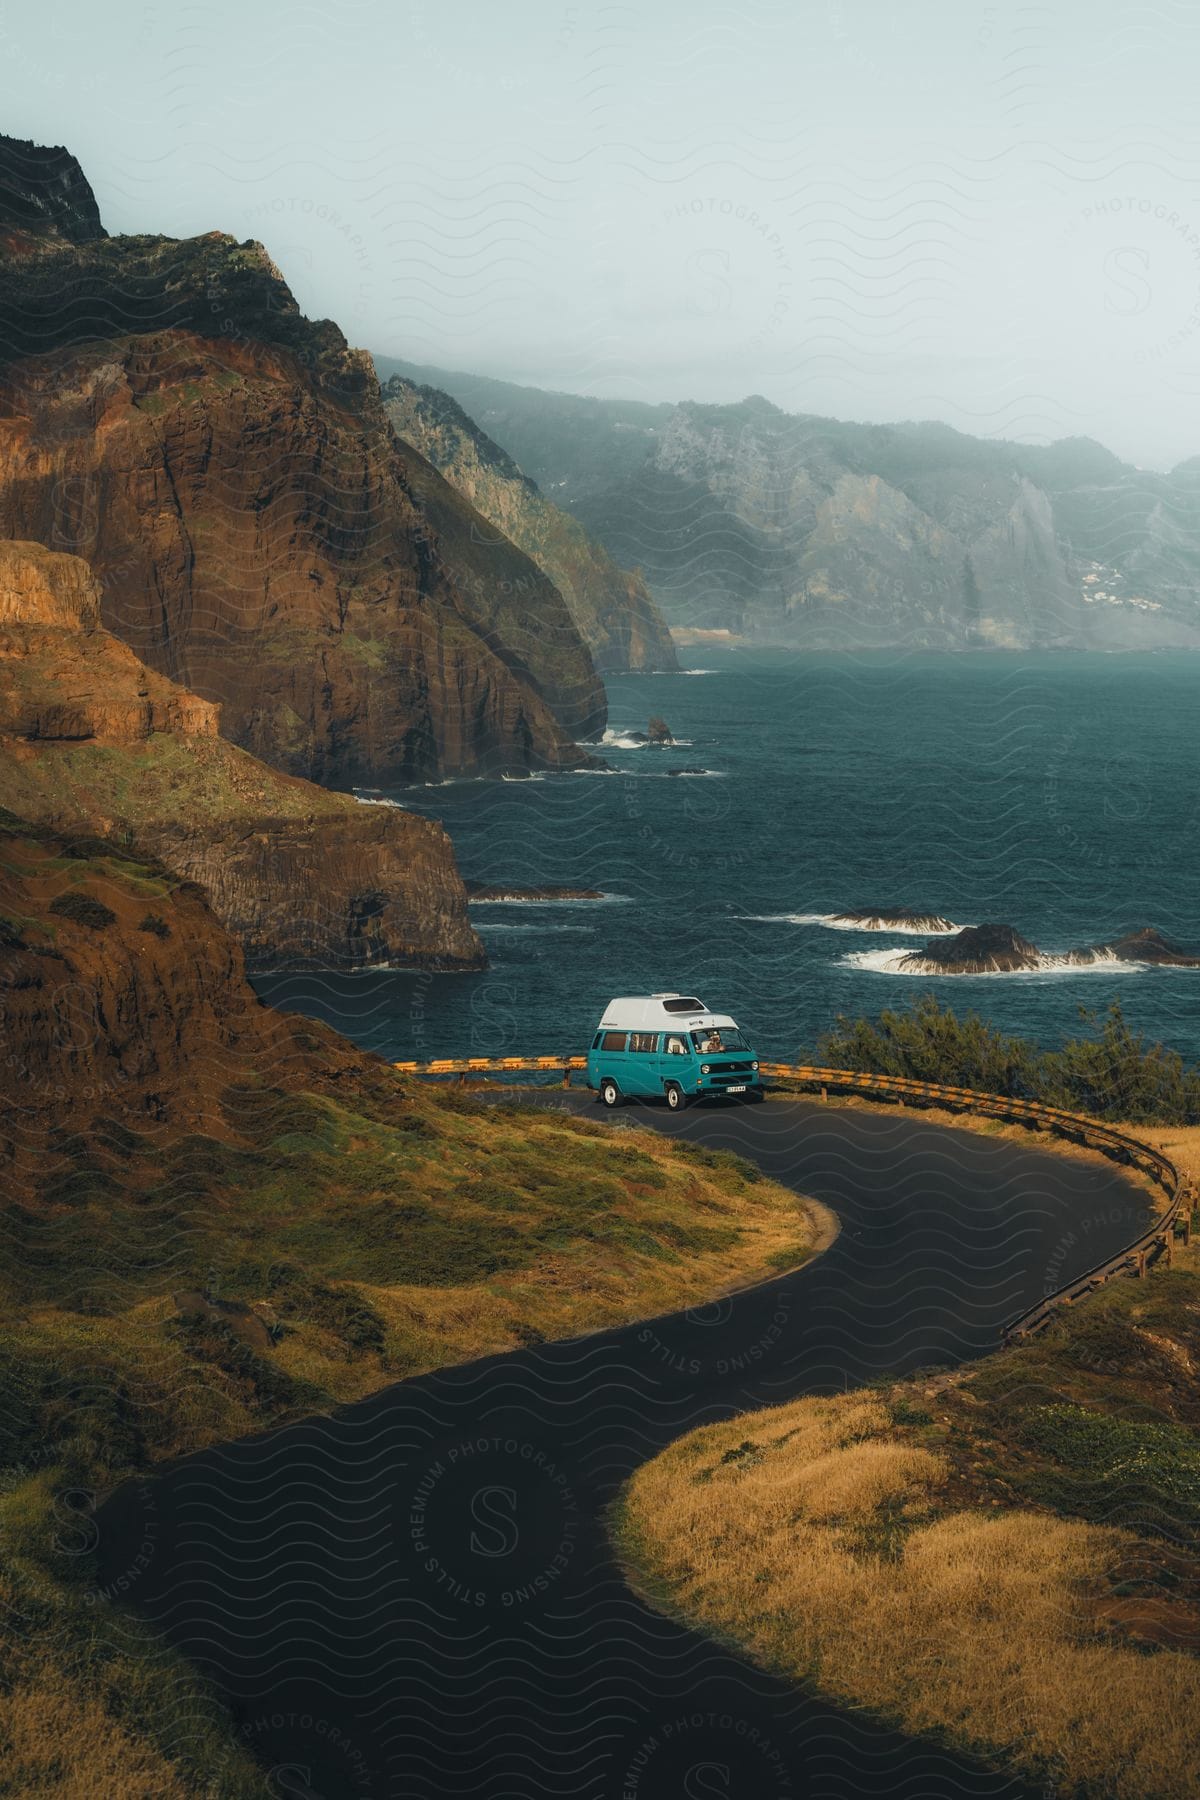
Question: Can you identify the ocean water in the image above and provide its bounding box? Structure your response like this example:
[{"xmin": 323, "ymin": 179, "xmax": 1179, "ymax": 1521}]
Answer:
[{"xmin": 257, "ymin": 649, "xmax": 1200, "ymax": 1067}]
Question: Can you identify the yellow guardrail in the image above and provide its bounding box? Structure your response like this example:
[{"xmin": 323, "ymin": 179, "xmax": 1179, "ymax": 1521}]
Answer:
[{"xmin": 392, "ymin": 1054, "xmax": 1194, "ymax": 1342}]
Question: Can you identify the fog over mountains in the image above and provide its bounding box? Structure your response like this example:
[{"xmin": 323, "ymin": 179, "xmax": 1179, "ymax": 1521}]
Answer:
[{"xmin": 380, "ymin": 356, "xmax": 1200, "ymax": 651}]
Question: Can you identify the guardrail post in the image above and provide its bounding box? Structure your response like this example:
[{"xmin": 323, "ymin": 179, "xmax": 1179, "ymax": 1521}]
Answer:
[
  {"xmin": 1184, "ymin": 1206, "xmax": 1193, "ymax": 1248},
  {"xmin": 820, "ymin": 1086, "xmax": 827, "ymax": 1103},
  {"xmin": 1163, "ymin": 1227, "xmax": 1174, "ymax": 1268},
  {"xmin": 562, "ymin": 1066, "xmax": 572, "ymax": 1089},
  {"xmin": 1137, "ymin": 1248, "xmax": 1147, "ymax": 1278}
]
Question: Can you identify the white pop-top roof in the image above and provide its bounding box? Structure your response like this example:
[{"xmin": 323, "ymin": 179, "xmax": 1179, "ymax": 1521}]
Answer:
[{"xmin": 597, "ymin": 993, "xmax": 737, "ymax": 1032}]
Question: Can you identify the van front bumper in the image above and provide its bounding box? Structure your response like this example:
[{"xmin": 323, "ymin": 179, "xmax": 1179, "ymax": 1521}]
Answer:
[{"xmin": 698, "ymin": 1072, "xmax": 761, "ymax": 1094}]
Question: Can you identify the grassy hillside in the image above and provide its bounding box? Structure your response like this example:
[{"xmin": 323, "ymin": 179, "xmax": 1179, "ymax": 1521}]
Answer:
[
  {"xmin": 617, "ymin": 1171, "xmax": 1200, "ymax": 1800},
  {"xmin": 0, "ymin": 813, "xmax": 823, "ymax": 1795}
]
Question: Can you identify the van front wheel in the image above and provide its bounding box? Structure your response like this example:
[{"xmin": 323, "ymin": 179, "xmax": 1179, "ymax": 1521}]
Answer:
[
  {"xmin": 665, "ymin": 1082, "xmax": 689, "ymax": 1112},
  {"xmin": 600, "ymin": 1078, "xmax": 622, "ymax": 1108}
]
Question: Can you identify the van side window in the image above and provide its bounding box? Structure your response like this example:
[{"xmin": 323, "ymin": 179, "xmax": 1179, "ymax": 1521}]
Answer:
[
  {"xmin": 629, "ymin": 1032, "xmax": 657, "ymax": 1053},
  {"xmin": 592, "ymin": 1032, "xmax": 604, "ymax": 1050},
  {"xmin": 601, "ymin": 1030, "xmax": 627, "ymax": 1052},
  {"xmin": 666, "ymin": 1036, "xmax": 686, "ymax": 1056}
]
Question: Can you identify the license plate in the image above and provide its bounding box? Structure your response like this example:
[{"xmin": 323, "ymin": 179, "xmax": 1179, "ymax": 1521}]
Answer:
[{"xmin": 726, "ymin": 1084, "xmax": 747, "ymax": 1094}]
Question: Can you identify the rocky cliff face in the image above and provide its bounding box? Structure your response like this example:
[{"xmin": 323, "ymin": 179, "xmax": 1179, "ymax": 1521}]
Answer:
[
  {"xmin": 0, "ymin": 134, "xmax": 104, "ymax": 248},
  {"xmin": 382, "ymin": 377, "xmax": 676, "ymax": 673},
  {"xmin": 393, "ymin": 363, "xmax": 1200, "ymax": 650},
  {"xmin": 575, "ymin": 400, "xmax": 1100, "ymax": 648},
  {"xmin": 0, "ymin": 540, "xmax": 484, "ymax": 971},
  {"xmin": 0, "ymin": 137, "xmax": 603, "ymax": 783},
  {"xmin": 0, "ymin": 815, "xmax": 332, "ymax": 1125},
  {"xmin": 0, "ymin": 814, "xmax": 398, "ymax": 1162}
]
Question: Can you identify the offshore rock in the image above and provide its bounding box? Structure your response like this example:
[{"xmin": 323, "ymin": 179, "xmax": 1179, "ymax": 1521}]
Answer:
[
  {"xmin": 898, "ymin": 923, "xmax": 1043, "ymax": 974},
  {"xmin": 832, "ymin": 909, "xmax": 960, "ymax": 934},
  {"xmin": 1079, "ymin": 927, "xmax": 1200, "ymax": 968}
]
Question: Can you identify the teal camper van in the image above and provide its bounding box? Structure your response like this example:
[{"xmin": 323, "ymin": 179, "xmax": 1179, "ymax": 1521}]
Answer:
[{"xmin": 585, "ymin": 994, "xmax": 763, "ymax": 1110}]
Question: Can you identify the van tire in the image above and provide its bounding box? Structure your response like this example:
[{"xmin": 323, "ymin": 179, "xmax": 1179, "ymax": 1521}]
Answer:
[
  {"xmin": 664, "ymin": 1082, "xmax": 689, "ymax": 1111},
  {"xmin": 599, "ymin": 1078, "xmax": 622, "ymax": 1108}
]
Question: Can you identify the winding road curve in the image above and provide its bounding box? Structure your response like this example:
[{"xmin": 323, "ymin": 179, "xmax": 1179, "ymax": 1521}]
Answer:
[{"xmin": 97, "ymin": 1095, "xmax": 1155, "ymax": 1799}]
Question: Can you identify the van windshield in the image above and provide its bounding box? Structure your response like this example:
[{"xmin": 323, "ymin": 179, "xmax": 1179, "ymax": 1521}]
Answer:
[{"xmin": 690, "ymin": 1028, "xmax": 749, "ymax": 1053}]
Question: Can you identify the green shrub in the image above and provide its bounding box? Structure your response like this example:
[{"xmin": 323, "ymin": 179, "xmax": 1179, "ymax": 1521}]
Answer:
[
  {"xmin": 1016, "ymin": 1402, "xmax": 1200, "ymax": 1536},
  {"xmin": 816, "ymin": 998, "xmax": 1200, "ymax": 1125},
  {"xmin": 890, "ymin": 1398, "xmax": 934, "ymax": 1427},
  {"xmin": 138, "ymin": 911, "xmax": 171, "ymax": 939}
]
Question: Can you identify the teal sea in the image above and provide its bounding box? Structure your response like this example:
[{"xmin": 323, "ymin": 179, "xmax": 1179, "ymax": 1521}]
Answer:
[{"xmin": 258, "ymin": 649, "xmax": 1200, "ymax": 1068}]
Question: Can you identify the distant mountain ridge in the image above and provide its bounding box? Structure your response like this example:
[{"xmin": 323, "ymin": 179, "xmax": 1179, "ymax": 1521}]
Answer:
[{"xmin": 378, "ymin": 357, "xmax": 1200, "ymax": 650}]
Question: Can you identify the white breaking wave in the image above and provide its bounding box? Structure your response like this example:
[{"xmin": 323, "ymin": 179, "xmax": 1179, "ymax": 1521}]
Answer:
[
  {"xmin": 601, "ymin": 729, "xmax": 694, "ymax": 749},
  {"xmin": 475, "ymin": 922, "xmax": 593, "ymax": 935},
  {"xmin": 737, "ymin": 912, "xmax": 964, "ymax": 933},
  {"xmin": 468, "ymin": 892, "xmax": 629, "ymax": 906},
  {"xmin": 844, "ymin": 946, "xmax": 1141, "ymax": 979},
  {"xmin": 353, "ymin": 792, "xmax": 406, "ymax": 809},
  {"xmin": 568, "ymin": 766, "xmax": 724, "ymax": 779}
]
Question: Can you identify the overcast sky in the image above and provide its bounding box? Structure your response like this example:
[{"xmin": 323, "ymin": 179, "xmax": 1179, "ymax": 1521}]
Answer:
[{"xmin": 5, "ymin": 0, "xmax": 1200, "ymax": 467}]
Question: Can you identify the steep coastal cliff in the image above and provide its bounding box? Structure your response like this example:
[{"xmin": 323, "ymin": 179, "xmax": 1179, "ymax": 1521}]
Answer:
[
  {"xmin": 0, "ymin": 540, "xmax": 483, "ymax": 969},
  {"xmin": 383, "ymin": 376, "xmax": 676, "ymax": 673},
  {"xmin": 0, "ymin": 135, "xmax": 603, "ymax": 782}
]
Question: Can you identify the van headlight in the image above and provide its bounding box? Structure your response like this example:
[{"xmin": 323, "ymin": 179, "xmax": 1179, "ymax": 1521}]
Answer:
[
  {"xmin": 701, "ymin": 1064, "xmax": 711, "ymax": 1074},
  {"xmin": 751, "ymin": 1061, "xmax": 759, "ymax": 1071}
]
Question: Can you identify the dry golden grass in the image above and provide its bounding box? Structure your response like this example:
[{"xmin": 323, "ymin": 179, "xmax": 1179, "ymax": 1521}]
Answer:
[
  {"xmin": 1141, "ymin": 1124, "xmax": 1200, "ymax": 1193},
  {"xmin": 178, "ymin": 1105, "xmax": 837, "ymax": 1418},
  {"xmin": 0, "ymin": 1686, "xmax": 189, "ymax": 1797},
  {"xmin": 620, "ymin": 1390, "xmax": 1200, "ymax": 1798},
  {"xmin": 0, "ymin": 1094, "xmax": 835, "ymax": 1797}
]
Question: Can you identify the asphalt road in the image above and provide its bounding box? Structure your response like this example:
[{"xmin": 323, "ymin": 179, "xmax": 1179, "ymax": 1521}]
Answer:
[{"xmin": 96, "ymin": 1093, "xmax": 1152, "ymax": 1799}]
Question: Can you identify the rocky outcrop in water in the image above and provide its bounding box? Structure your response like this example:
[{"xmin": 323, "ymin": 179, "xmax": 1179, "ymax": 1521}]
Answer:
[
  {"xmin": 895, "ymin": 920, "xmax": 1200, "ymax": 975},
  {"xmin": 0, "ymin": 135, "xmax": 602, "ymax": 784},
  {"xmin": 382, "ymin": 376, "xmax": 676, "ymax": 675},
  {"xmin": 898, "ymin": 924, "xmax": 1044, "ymax": 974},
  {"xmin": 1078, "ymin": 927, "xmax": 1200, "ymax": 968},
  {"xmin": 831, "ymin": 909, "xmax": 959, "ymax": 934},
  {"xmin": 0, "ymin": 541, "xmax": 483, "ymax": 970}
]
